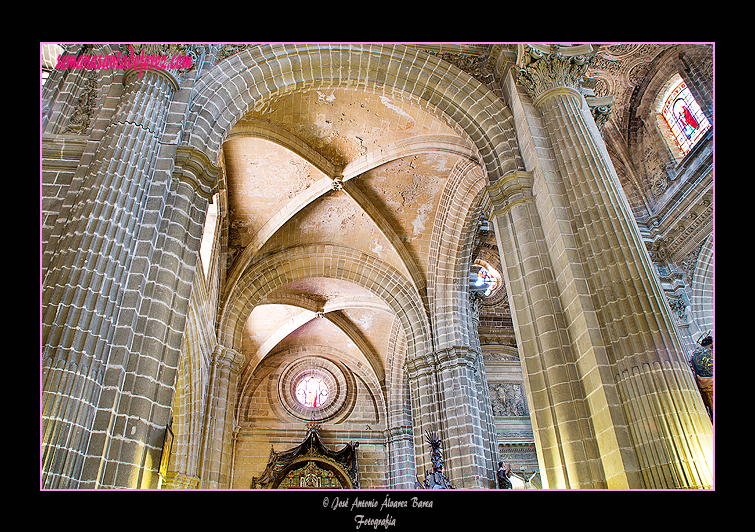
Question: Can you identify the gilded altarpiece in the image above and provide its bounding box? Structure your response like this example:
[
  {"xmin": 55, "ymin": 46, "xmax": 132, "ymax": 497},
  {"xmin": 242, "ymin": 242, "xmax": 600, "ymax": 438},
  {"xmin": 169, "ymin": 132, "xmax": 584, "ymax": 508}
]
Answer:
[{"xmin": 252, "ymin": 425, "xmax": 359, "ymax": 489}]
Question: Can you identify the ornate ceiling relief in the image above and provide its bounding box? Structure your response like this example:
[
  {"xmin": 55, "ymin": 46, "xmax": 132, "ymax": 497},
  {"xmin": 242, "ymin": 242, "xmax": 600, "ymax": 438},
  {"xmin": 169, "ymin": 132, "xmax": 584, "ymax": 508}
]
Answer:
[
  {"xmin": 421, "ymin": 48, "xmax": 499, "ymax": 93},
  {"xmin": 588, "ymin": 44, "xmax": 668, "ymax": 136}
]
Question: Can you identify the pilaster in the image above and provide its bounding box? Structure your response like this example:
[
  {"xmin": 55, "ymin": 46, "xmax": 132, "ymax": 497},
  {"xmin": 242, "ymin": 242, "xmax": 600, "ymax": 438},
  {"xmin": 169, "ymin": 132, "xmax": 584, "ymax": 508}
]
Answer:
[{"xmin": 199, "ymin": 345, "xmax": 245, "ymax": 489}]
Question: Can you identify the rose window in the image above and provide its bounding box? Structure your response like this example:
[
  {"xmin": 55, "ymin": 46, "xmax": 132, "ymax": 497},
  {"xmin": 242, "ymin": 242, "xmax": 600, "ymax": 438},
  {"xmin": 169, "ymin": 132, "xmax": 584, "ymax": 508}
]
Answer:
[{"xmin": 295, "ymin": 374, "xmax": 329, "ymax": 408}]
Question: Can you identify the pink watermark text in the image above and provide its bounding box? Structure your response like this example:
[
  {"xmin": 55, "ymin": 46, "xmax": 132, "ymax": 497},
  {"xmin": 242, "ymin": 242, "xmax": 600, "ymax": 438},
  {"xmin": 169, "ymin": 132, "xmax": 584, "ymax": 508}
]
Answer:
[{"xmin": 55, "ymin": 45, "xmax": 192, "ymax": 79}]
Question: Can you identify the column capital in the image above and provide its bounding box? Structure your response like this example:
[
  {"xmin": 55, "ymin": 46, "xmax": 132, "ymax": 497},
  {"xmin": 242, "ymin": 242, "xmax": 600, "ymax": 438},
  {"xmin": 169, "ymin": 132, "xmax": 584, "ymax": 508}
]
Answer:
[
  {"xmin": 434, "ymin": 346, "xmax": 479, "ymax": 371},
  {"xmin": 211, "ymin": 345, "xmax": 245, "ymax": 371},
  {"xmin": 385, "ymin": 425, "xmax": 413, "ymax": 444},
  {"xmin": 484, "ymin": 171, "xmax": 533, "ymax": 217},
  {"xmin": 515, "ymin": 44, "xmax": 597, "ymax": 106},
  {"xmin": 405, "ymin": 351, "xmax": 436, "ymax": 379}
]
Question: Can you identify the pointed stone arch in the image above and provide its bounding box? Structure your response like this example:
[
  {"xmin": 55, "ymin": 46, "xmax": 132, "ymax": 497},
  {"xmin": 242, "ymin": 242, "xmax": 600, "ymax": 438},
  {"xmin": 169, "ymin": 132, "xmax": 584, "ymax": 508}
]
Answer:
[
  {"xmin": 428, "ymin": 158, "xmax": 488, "ymax": 350},
  {"xmin": 184, "ymin": 43, "xmax": 523, "ymax": 187},
  {"xmin": 217, "ymin": 244, "xmax": 431, "ymax": 373}
]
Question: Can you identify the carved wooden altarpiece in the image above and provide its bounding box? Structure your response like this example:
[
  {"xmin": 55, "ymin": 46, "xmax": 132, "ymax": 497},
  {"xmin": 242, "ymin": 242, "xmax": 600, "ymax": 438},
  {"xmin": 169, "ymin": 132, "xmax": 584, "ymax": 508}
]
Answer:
[{"xmin": 252, "ymin": 424, "xmax": 359, "ymax": 489}]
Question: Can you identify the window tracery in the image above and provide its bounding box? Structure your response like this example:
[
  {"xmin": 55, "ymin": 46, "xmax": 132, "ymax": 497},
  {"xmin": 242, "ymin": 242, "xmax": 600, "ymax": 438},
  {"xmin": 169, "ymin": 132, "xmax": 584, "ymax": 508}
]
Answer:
[
  {"xmin": 472, "ymin": 265, "xmax": 500, "ymax": 298},
  {"xmin": 295, "ymin": 374, "xmax": 329, "ymax": 408},
  {"xmin": 661, "ymin": 80, "xmax": 711, "ymax": 155}
]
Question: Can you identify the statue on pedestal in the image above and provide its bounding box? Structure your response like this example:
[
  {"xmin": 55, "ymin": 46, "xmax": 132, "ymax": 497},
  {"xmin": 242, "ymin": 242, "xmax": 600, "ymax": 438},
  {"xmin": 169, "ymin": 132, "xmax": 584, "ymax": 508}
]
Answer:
[
  {"xmin": 690, "ymin": 332, "xmax": 713, "ymax": 421},
  {"xmin": 497, "ymin": 461, "xmax": 512, "ymax": 489},
  {"xmin": 414, "ymin": 431, "xmax": 454, "ymax": 489}
]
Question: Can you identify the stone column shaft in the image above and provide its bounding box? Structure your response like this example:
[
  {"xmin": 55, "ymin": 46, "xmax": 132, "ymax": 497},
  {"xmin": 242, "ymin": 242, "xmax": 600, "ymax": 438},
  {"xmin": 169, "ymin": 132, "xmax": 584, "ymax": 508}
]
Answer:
[
  {"xmin": 199, "ymin": 346, "xmax": 245, "ymax": 489},
  {"xmin": 516, "ymin": 45, "xmax": 713, "ymax": 488},
  {"xmin": 488, "ymin": 171, "xmax": 605, "ymax": 488},
  {"xmin": 41, "ymin": 68, "xmax": 177, "ymax": 489},
  {"xmin": 435, "ymin": 347, "xmax": 495, "ymax": 488},
  {"xmin": 405, "ymin": 353, "xmax": 441, "ymax": 477},
  {"xmin": 42, "ymin": 64, "xmax": 220, "ymax": 489},
  {"xmin": 386, "ymin": 425, "xmax": 414, "ymax": 489},
  {"xmin": 407, "ymin": 347, "xmax": 497, "ymax": 488}
]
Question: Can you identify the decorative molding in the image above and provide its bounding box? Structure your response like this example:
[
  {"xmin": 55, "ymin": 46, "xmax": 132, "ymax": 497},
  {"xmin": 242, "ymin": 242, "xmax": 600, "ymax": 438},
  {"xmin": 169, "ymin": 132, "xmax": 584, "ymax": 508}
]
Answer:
[
  {"xmin": 485, "ymin": 171, "xmax": 533, "ymax": 217},
  {"xmin": 496, "ymin": 430, "xmax": 534, "ymax": 442},
  {"xmin": 481, "ymin": 348, "xmax": 519, "ymax": 362},
  {"xmin": 217, "ymin": 44, "xmax": 254, "ymax": 63},
  {"xmin": 680, "ymin": 243, "xmax": 705, "ymax": 286},
  {"xmin": 406, "ymin": 346, "xmax": 479, "ymax": 378},
  {"xmin": 173, "ymin": 145, "xmax": 221, "ymax": 201},
  {"xmin": 497, "ymin": 444, "xmax": 538, "ymax": 462},
  {"xmin": 667, "ymin": 293, "xmax": 689, "ymax": 322},
  {"xmin": 421, "ymin": 48, "xmax": 498, "ymax": 91},
  {"xmin": 211, "ymin": 345, "xmax": 245, "ymax": 370},
  {"xmin": 586, "ymin": 94, "xmax": 614, "ymax": 131},
  {"xmin": 161, "ymin": 471, "xmax": 200, "ymax": 489}
]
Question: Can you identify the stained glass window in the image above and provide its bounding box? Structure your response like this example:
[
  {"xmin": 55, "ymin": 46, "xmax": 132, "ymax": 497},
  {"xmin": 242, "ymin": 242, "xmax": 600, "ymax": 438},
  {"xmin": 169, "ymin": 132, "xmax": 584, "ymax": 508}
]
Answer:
[
  {"xmin": 661, "ymin": 81, "xmax": 711, "ymax": 156},
  {"xmin": 475, "ymin": 266, "xmax": 499, "ymax": 297},
  {"xmin": 296, "ymin": 375, "xmax": 329, "ymax": 408}
]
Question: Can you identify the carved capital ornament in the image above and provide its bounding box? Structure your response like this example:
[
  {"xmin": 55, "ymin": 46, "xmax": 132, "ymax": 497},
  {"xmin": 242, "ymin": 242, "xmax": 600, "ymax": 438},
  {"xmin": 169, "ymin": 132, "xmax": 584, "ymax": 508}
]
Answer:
[{"xmin": 516, "ymin": 44, "xmax": 597, "ymax": 106}]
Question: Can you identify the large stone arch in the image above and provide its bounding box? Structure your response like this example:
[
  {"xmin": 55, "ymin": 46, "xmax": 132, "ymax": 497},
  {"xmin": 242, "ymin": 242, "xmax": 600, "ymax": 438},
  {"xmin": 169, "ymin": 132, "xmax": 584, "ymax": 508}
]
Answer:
[
  {"xmin": 218, "ymin": 243, "xmax": 429, "ymax": 487},
  {"xmin": 428, "ymin": 158, "xmax": 488, "ymax": 349},
  {"xmin": 217, "ymin": 244, "xmax": 431, "ymax": 370},
  {"xmin": 184, "ymin": 43, "xmax": 523, "ymax": 187}
]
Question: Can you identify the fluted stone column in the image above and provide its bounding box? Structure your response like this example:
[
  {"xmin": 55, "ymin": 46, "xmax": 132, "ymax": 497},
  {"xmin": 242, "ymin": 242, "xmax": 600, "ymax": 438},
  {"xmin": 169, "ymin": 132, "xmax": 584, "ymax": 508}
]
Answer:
[
  {"xmin": 487, "ymin": 171, "xmax": 610, "ymax": 489},
  {"xmin": 513, "ymin": 44, "xmax": 713, "ymax": 488},
  {"xmin": 41, "ymin": 67, "xmax": 179, "ymax": 489},
  {"xmin": 198, "ymin": 346, "xmax": 245, "ymax": 489},
  {"xmin": 42, "ymin": 64, "xmax": 220, "ymax": 489}
]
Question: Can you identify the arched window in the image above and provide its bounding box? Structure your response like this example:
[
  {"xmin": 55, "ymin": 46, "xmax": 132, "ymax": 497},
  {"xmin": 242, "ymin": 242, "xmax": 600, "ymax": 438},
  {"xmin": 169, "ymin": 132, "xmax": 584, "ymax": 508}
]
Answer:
[
  {"xmin": 471, "ymin": 264, "xmax": 500, "ymax": 298},
  {"xmin": 661, "ymin": 80, "xmax": 711, "ymax": 156},
  {"xmin": 199, "ymin": 193, "xmax": 219, "ymax": 279}
]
